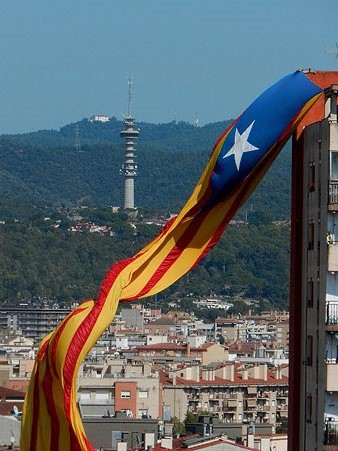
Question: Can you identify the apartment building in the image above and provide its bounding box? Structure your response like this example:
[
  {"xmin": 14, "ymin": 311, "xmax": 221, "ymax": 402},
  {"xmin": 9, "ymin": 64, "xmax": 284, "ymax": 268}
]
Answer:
[
  {"xmin": 162, "ymin": 362, "xmax": 288, "ymax": 428},
  {"xmin": 77, "ymin": 361, "xmax": 162, "ymax": 420},
  {"xmin": 0, "ymin": 305, "xmax": 71, "ymax": 343},
  {"xmin": 290, "ymin": 74, "xmax": 338, "ymax": 450},
  {"xmin": 133, "ymin": 342, "xmax": 229, "ymax": 366},
  {"xmin": 215, "ymin": 312, "xmax": 290, "ymax": 349}
]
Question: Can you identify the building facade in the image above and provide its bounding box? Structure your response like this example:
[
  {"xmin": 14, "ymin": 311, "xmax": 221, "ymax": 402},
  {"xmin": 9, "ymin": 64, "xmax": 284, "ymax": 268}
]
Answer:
[
  {"xmin": 290, "ymin": 79, "xmax": 338, "ymax": 450},
  {"xmin": 0, "ymin": 306, "xmax": 71, "ymax": 343},
  {"xmin": 162, "ymin": 363, "xmax": 288, "ymax": 427}
]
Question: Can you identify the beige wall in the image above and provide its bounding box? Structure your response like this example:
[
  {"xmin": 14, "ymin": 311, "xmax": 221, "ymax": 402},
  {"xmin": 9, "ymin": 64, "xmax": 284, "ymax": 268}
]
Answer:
[{"xmin": 202, "ymin": 344, "xmax": 229, "ymax": 365}]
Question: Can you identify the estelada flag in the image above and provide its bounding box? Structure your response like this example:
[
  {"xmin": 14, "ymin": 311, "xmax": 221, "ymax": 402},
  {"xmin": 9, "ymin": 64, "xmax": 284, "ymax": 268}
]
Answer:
[{"xmin": 21, "ymin": 71, "xmax": 322, "ymax": 450}]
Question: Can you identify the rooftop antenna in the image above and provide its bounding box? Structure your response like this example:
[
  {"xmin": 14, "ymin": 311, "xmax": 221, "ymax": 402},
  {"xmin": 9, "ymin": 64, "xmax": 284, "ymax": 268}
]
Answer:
[{"xmin": 325, "ymin": 43, "xmax": 338, "ymax": 58}]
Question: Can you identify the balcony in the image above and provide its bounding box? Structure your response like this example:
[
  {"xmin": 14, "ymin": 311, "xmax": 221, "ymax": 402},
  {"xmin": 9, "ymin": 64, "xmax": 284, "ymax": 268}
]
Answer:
[
  {"xmin": 187, "ymin": 393, "xmax": 200, "ymax": 401},
  {"xmin": 243, "ymin": 406, "xmax": 257, "ymax": 412},
  {"xmin": 324, "ymin": 422, "xmax": 338, "ymax": 447},
  {"xmin": 257, "ymin": 392, "xmax": 270, "ymax": 398},
  {"xmin": 257, "ymin": 405, "xmax": 270, "ymax": 412},
  {"xmin": 326, "ymin": 301, "xmax": 338, "ymax": 332},
  {"xmin": 329, "ymin": 181, "xmax": 338, "ymax": 210}
]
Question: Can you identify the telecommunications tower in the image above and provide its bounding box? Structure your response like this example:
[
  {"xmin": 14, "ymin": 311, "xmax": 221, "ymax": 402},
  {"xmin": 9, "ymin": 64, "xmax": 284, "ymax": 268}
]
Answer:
[{"xmin": 120, "ymin": 78, "xmax": 139, "ymax": 209}]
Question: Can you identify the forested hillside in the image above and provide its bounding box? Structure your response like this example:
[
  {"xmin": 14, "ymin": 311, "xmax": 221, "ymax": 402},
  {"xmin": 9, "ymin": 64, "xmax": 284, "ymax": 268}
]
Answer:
[
  {"xmin": 0, "ymin": 118, "xmax": 292, "ymax": 217},
  {"xmin": 0, "ymin": 206, "xmax": 290, "ymax": 312},
  {"xmin": 3, "ymin": 117, "xmax": 233, "ymax": 151}
]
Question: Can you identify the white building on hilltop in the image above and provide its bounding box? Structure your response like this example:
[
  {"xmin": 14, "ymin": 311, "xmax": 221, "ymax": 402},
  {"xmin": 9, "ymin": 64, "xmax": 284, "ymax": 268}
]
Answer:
[{"xmin": 89, "ymin": 114, "xmax": 110, "ymax": 123}]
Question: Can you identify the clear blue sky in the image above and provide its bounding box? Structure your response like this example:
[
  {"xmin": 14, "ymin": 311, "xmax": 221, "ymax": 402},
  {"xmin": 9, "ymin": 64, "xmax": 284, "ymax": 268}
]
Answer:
[{"xmin": 0, "ymin": 0, "xmax": 337, "ymax": 134}]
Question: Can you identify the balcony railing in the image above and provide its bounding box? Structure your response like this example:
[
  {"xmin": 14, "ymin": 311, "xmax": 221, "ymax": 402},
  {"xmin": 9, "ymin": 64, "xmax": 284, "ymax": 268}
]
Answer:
[
  {"xmin": 324, "ymin": 423, "xmax": 338, "ymax": 446},
  {"xmin": 326, "ymin": 301, "xmax": 338, "ymax": 325},
  {"xmin": 329, "ymin": 181, "xmax": 338, "ymax": 205}
]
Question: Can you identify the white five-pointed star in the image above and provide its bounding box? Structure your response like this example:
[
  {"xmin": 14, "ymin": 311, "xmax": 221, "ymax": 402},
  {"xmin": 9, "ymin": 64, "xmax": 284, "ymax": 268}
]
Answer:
[{"xmin": 223, "ymin": 120, "xmax": 259, "ymax": 171}]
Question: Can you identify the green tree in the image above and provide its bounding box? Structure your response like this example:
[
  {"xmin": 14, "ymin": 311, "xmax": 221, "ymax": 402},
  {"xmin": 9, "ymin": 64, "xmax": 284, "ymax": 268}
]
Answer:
[{"xmin": 172, "ymin": 417, "xmax": 186, "ymax": 437}]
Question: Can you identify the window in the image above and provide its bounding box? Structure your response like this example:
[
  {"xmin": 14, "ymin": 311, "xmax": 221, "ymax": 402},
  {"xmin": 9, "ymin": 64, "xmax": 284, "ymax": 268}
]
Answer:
[
  {"xmin": 317, "ymin": 240, "xmax": 321, "ymax": 267},
  {"xmin": 306, "ymin": 394, "xmax": 312, "ymax": 423},
  {"xmin": 306, "ymin": 335, "xmax": 313, "ymax": 366},
  {"xmin": 307, "ymin": 279, "xmax": 314, "ymax": 308},
  {"xmin": 308, "ymin": 222, "xmax": 314, "ymax": 251},
  {"xmin": 330, "ymin": 152, "xmax": 338, "ymax": 180},
  {"xmin": 121, "ymin": 391, "xmax": 131, "ymax": 399},
  {"xmin": 308, "ymin": 162, "xmax": 315, "ymax": 192},
  {"xmin": 139, "ymin": 390, "xmax": 148, "ymax": 399},
  {"xmin": 139, "ymin": 409, "xmax": 148, "ymax": 418}
]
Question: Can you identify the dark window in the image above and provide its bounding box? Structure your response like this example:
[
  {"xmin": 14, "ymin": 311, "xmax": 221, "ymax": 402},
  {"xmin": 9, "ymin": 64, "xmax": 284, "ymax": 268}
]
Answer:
[
  {"xmin": 317, "ymin": 241, "xmax": 321, "ymax": 267},
  {"xmin": 306, "ymin": 394, "xmax": 312, "ymax": 423},
  {"xmin": 330, "ymin": 152, "xmax": 338, "ymax": 180},
  {"xmin": 307, "ymin": 279, "xmax": 314, "ymax": 308},
  {"xmin": 308, "ymin": 163, "xmax": 315, "ymax": 192},
  {"xmin": 308, "ymin": 223, "xmax": 315, "ymax": 250},
  {"xmin": 306, "ymin": 335, "xmax": 313, "ymax": 366}
]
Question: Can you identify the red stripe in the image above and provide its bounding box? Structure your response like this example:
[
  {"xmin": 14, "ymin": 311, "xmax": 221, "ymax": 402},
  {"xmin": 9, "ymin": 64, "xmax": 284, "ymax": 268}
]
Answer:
[
  {"xmin": 31, "ymin": 307, "xmax": 89, "ymax": 451},
  {"xmin": 97, "ymin": 257, "xmax": 135, "ymax": 304},
  {"xmin": 29, "ymin": 339, "xmax": 50, "ymax": 451},
  {"xmin": 67, "ymin": 425, "xmax": 95, "ymax": 451},
  {"xmin": 42, "ymin": 355, "xmax": 60, "ymax": 451},
  {"xmin": 82, "ymin": 433, "xmax": 95, "ymax": 451},
  {"xmin": 62, "ymin": 258, "xmax": 133, "ymax": 450}
]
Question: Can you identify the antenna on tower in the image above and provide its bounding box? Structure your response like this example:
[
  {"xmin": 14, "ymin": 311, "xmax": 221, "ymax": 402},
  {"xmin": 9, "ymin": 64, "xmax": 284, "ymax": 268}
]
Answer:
[
  {"xmin": 127, "ymin": 76, "xmax": 133, "ymax": 117},
  {"xmin": 193, "ymin": 112, "xmax": 199, "ymax": 127}
]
